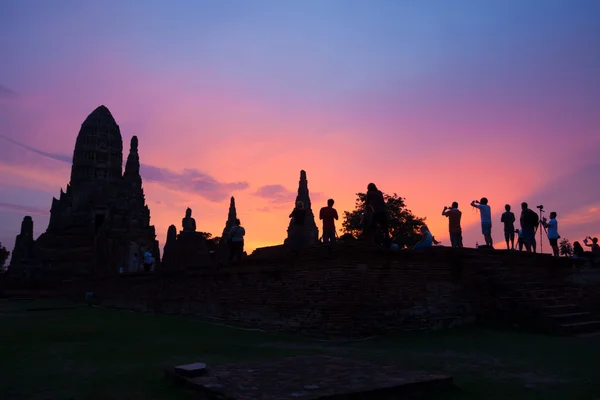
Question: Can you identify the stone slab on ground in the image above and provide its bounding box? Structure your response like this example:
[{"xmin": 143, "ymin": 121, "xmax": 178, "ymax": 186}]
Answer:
[
  {"xmin": 166, "ymin": 355, "xmax": 452, "ymax": 399},
  {"xmin": 174, "ymin": 362, "xmax": 208, "ymax": 377}
]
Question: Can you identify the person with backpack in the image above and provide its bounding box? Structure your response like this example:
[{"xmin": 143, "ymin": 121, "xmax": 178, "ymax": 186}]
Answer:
[
  {"xmin": 228, "ymin": 219, "xmax": 245, "ymax": 264},
  {"xmin": 519, "ymin": 202, "xmax": 539, "ymax": 253}
]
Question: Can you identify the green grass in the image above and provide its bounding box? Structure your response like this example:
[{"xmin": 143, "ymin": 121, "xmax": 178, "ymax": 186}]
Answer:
[{"xmin": 1, "ymin": 299, "xmax": 599, "ymax": 400}]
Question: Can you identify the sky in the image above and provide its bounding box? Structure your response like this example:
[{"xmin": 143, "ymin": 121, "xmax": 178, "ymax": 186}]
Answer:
[{"xmin": 1, "ymin": 0, "xmax": 599, "ymax": 258}]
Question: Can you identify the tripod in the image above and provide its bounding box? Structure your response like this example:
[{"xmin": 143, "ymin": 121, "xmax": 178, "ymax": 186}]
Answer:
[{"xmin": 536, "ymin": 208, "xmax": 550, "ymax": 254}]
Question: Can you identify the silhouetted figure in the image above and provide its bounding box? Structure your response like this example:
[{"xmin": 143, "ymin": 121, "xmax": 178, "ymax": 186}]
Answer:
[
  {"xmin": 289, "ymin": 201, "xmax": 306, "ymax": 249},
  {"xmin": 143, "ymin": 251, "xmax": 153, "ymax": 272},
  {"xmin": 366, "ymin": 183, "xmax": 389, "ymax": 246},
  {"xmin": 442, "ymin": 202, "xmax": 462, "ymax": 248},
  {"xmin": 319, "ymin": 199, "xmax": 338, "ymax": 244},
  {"xmin": 573, "ymin": 241, "xmax": 585, "ymax": 258},
  {"xmin": 583, "ymin": 236, "xmax": 599, "ymax": 253},
  {"xmin": 471, "ymin": 197, "xmax": 493, "ymax": 247},
  {"xmin": 520, "ymin": 202, "xmax": 539, "ymax": 252},
  {"xmin": 414, "ymin": 224, "xmax": 440, "ymax": 249},
  {"xmin": 182, "ymin": 208, "xmax": 196, "ymax": 233},
  {"xmin": 501, "ymin": 204, "xmax": 516, "ymax": 250},
  {"xmin": 541, "ymin": 212, "xmax": 560, "ymax": 257},
  {"xmin": 359, "ymin": 205, "xmax": 374, "ymax": 242},
  {"xmin": 516, "ymin": 229, "xmax": 524, "ymax": 251},
  {"xmin": 228, "ymin": 218, "xmax": 245, "ymax": 264}
]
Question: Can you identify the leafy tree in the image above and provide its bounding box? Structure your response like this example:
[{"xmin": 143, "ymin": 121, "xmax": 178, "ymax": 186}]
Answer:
[
  {"xmin": 0, "ymin": 242, "xmax": 9, "ymax": 269},
  {"xmin": 199, "ymin": 232, "xmax": 221, "ymax": 253},
  {"xmin": 342, "ymin": 192, "xmax": 426, "ymax": 248},
  {"xmin": 559, "ymin": 238, "xmax": 573, "ymax": 257}
]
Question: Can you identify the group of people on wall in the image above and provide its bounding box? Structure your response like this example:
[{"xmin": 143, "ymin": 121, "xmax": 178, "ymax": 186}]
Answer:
[
  {"xmin": 441, "ymin": 197, "xmax": 599, "ymax": 260},
  {"xmin": 224, "ymin": 183, "xmax": 599, "ymax": 263}
]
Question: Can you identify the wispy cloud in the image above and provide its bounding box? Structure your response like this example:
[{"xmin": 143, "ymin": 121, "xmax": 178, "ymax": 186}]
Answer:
[
  {"xmin": 0, "ymin": 135, "xmax": 72, "ymax": 163},
  {"xmin": 0, "ymin": 202, "xmax": 48, "ymax": 216},
  {"xmin": 141, "ymin": 164, "xmax": 248, "ymax": 202},
  {"xmin": 0, "ymin": 136, "xmax": 247, "ymax": 202},
  {"xmin": 254, "ymin": 184, "xmax": 296, "ymax": 205}
]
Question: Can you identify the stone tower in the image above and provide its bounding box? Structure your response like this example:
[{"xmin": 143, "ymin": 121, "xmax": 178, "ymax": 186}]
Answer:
[
  {"xmin": 286, "ymin": 170, "xmax": 319, "ymax": 246},
  {"xmin": 31, "ymin": 105, "xmax": 159, "ymax": 276},
  {"xmin": 69, "ymin": 105, "xmax": 123, "ymax": 188},
  {"xmin": 9, "ymin": 216, "xmax": 36, "ymax": 273},
  {"xmin": 218, "ymin": 196, "xmax": 238, "ymax": 262}
]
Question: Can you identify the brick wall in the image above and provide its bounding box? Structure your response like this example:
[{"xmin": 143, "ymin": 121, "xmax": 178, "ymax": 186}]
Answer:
[{"xmin": 7, "ymin": 242, "xmax": 600, "ymax": 338}]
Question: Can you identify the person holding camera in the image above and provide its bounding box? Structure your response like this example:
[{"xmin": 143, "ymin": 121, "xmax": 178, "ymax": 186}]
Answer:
[
  {"xmin": 541, "ymin": 212, "xmax": 560, "ymax": 257},
  {"xmin": 471, "ymin": 197, "xmax": 493, "ymax": 247},
  {"xmin": 501, "ymin": 204, "xmax": 516, "ymax": 250},
  {"xmin": 583, "ymin": 236, "xmax": 600, "ymax": 256},
  {"xmin": 442, "ymin": 202, "xmax": 463, "ymax": 248}
]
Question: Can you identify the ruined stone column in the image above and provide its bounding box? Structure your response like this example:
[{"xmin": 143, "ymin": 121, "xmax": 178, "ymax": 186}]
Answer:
[
  {"xmin": 286, "ymin": 170, "xmax": 319, "ymax": 246},
  {"xmin": 218, "ymin": 196, "xmax": 238, "ymax": 263}
]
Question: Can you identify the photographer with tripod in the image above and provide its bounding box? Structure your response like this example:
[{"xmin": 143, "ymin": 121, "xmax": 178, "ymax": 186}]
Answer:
[{"xmin": 541, "ymin": 211, "xmax": 560, "ymax": 257}]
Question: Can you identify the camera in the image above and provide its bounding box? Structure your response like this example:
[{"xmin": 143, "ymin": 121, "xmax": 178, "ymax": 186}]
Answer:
[
  {"xmin": 537, "ymin": 205, "xmax": 544, "ymax": 210},
  {"xmin": 472, "ymin": 200, "xmax": 479, "ymax": 204}
]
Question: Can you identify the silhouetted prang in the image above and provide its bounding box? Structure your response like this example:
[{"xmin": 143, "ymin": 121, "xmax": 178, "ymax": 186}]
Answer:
[
  {"xmin": 27, "ymin": 105, "xmax": 160, "ymax": 276},
  {"xmin": 8, "ymin": 216, "xmax": 36, "ymax": 273},
  {"xmin": 286, "ymin": 170, "xmax": 319, "ymax": 246},
  {"xmin": 218, "ymin": 196, "xmax": 238, "ymax": 262}
]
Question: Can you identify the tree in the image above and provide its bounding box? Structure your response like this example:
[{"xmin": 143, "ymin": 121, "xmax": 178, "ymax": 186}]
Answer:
[
  {"xmin": 0, "ymin": 242, "xmax": 9, "ymax": 270},
  {"xmin": 342, "ymin": 192, "xmax": 426, "ymax": 248},
  {"xmin": 198, "ymin": 232, "xmax": 221, "ymax": 253},
  {"xmin": 559, "ymin": 238, "xmax": 573, "ymax": 257}
]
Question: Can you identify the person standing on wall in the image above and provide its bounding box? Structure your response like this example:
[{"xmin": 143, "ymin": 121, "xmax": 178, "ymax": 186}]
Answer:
[
  {"xmin": 501, "ymin": 204, "xmax": 516, "ymax": 250},
  {"xmin": 471, "ymin": 197, "xmax": 493, "ymax": 248},
  {"xmin": 228, "ymin": 219, "xmax": 245, "ymax": 264},
  {"xmin": 442, "ymin": 202, "xmax": 463, "ymax": 248},
  {"xmin": 366, "ymin": 183, "xmax": 389, "ymax": 246},
  {"xmin": 319, "ymin": 199, "xmax": 339, "ymax": 244},
  {"xmin": 541, "ymin": 212, "xmax": 560, "ymax": 257},
  {"xmin": 520, "ymin": 202, "xmax": 539, "ymax": 253}
]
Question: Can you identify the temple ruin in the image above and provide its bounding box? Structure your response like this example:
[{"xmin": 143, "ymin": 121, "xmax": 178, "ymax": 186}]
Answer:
[
  {"xmin": 218, "ymin": 196, "xmax": 238, "ymax": 263},
  {"xmin": 160, "ymin": 207, "xmax": 211, "ymax": 270},
  {"xmin": 286, "ymin": 170, "xmax": 319, "ymax": 246},
  {"xmin": 10, "ymin": 105, "xmax": 160, "ymax": 276}
]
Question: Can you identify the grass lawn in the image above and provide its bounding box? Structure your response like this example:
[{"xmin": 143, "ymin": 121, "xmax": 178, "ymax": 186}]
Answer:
[{"xmin": 1, "ymin": 299, "xmax": 599, "ymax": 400}]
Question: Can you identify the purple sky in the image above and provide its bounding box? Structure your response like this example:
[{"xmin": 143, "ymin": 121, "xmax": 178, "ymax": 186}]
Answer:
[{"xmin": 1, "ymin": 0, "xmax": 599, "ymax": 256}]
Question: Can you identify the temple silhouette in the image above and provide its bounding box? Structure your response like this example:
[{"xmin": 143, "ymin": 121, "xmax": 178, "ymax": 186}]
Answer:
[{"xmin": 9, "ymin": 106, "xmax": 160, "ymax": 276}]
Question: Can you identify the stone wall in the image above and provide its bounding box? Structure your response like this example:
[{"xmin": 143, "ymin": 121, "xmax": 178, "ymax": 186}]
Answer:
[{"xmin": 6, "ymin": 243, "xmax": 600, "ymax": 338}]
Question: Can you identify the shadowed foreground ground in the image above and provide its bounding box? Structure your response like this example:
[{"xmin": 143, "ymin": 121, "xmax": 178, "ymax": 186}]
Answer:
[{"xmin": 1, "ymin": 299, "xmax": 599, "ymax": 400}]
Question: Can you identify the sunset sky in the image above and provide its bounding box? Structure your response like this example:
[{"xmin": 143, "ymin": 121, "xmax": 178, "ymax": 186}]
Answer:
[{"xmin": 1, "ymin": 0, "xmax": 599, "ymax": 257}]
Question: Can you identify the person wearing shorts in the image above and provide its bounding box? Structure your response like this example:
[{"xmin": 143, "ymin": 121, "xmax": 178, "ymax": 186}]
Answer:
[
  {"xmin": 543, "ymin": 212, "xmax": 560, "ymax": 257},
  {"xmin": 501, "ymin": 204, "xmax": 516, "ymax": 250},
  {"xmin": 471, "ymin": 197, "xmax": 493, "ymax": 247}
]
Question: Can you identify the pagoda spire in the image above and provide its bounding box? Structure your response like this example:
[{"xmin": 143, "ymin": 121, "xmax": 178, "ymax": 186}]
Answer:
[
  {"xmin": 286, "ymin": 170, "xmax": 319, "ymax": 246},
  {"xmin": 123, "ymin": 136, "xmax": 140, "ymax": 179},
  {"xmin": 218, "ymin": 196, "xmax": 239, "ymax": 262}
]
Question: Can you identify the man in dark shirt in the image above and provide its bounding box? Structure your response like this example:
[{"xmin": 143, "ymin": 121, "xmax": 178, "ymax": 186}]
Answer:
[
  {"xmin": 365, "ymin": 183, "xmax": 388, "ymax": 245},
  {"xmin": 442, "ymin": 202, "xmax": 463, "ymax": 248},
  {"xmin": 520, "ymin": 202, "xmax": 538, "ymax": 253},
  {"xmin": 501, "ymin": 204, "xmax": 516, "ymax": 250},
  {"xmin": 319, "ymin": 199, "xmax": 339, "ymax": 244}
]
